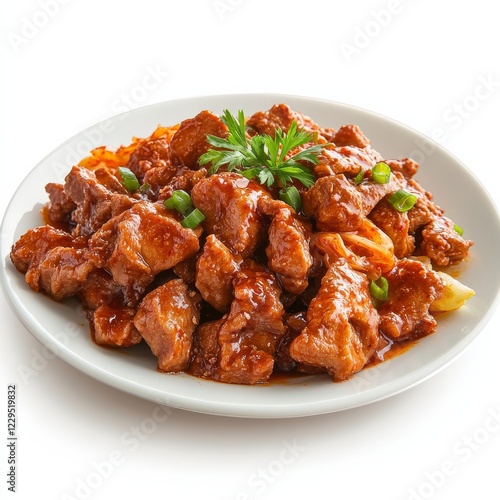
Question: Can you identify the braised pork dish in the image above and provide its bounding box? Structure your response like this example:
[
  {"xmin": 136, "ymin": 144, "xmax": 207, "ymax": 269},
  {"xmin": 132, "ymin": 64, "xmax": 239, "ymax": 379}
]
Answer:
[{"xmin": 10, "ymin": 104, "xmax": 475, "ymax": 384}]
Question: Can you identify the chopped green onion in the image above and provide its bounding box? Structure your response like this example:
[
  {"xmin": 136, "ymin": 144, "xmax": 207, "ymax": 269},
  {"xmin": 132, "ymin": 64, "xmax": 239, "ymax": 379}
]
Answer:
[
  {"xmin": 372, "ymin": 162, "xmax": 391, "ymax": 184},
  {"xmin": 279, "ymin": 186, "xmax": 302, "ymax": 212},
  {"xmin": 181, "ymin": 208, "xmax": 206, "ymax": 229},
  {"xmin": 353, "ymin": 169, "xmax": 364, "ymax": 185},
  {"xmin": 454, "ymin": 224, "xmax": 464, "ymax": 236},
  {"xmin": 164, "ymin": 190, "xmax": 193, "ymax": 215},
  {"xmin": 118, "ymin": 166, "xmax": 139, "ymax": 192},
  {"xmin": 370, "ymin": 277, "xmax": 389, "ymax": 302},
  {"xmin": 388, "ymin": 189, "xmax": 417, "ymax": 212}
]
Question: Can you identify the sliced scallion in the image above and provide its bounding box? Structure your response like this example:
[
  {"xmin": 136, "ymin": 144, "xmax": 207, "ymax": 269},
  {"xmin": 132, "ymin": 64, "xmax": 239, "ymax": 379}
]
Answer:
[
  {"xmin": 388, "ymin": 189, "xmax": 417, "ymax": 212},
  {"xmin": 181, "ymin": 208, "xmax": 206, "ymax": 229},
  {"xmin": 372, "ymin": 162, "xmax": 391, "ymax": 184},
  {"xmin": 454, "ymin": 224, "xmax": 464, "ymax": 236},
  {"xmin": 353, "ymin": 169, "xmax": 364, "ymax": 185},
  {"xmin": 164, "ymin": 190, "xmax": 193, "ymax": 215},
  {"xmin": 370, "ymin": 277, "xmax": 389, "ymax": 302},
  {"xmin": 118, "ymin": 166, "xmax": 140, "ymax": 192}
]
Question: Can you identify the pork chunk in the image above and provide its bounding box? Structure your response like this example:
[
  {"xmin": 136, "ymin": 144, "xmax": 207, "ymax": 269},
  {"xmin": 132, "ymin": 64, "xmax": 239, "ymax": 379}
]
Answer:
[
  {"xmin": 191, "ymin": 172, "xmax": 269, "ymax": 257},
  {"xmin": 420, "ymin": 216, "xmax": 473, "ymax": 266},
  {"xmin": 169, "ymin": 110, "xmax": 228, "ymax": 168},
  {"xmin": 126, "ymin": 137, "xmax": 171, "ymax": 181},
  {"xmin": 332, "ymin": 124, "xmax": 370, "ymax": 148},
  {"xmin": 92, "ymin": 305, "xmax": 142, "ymax": 347},
  {"xmin": 134, "ymin": 280, "xmax": 201, "ymax": 372},
  {"xmin": 314, "ymin": 145, "xmax": 383, "ymax": 179},
  {"xmin": 289, "ymin": 258, "xmax": 380, "ymax": 382},
  {"xmin": 195, "ymin": 235, "xmax": 240, "ymax": 312},
  {"xmin": 189, "ymin": 319, "xmax": 226, "ymax": 380},
  {"xmin": 378, "ymin": 259, "xmax": 445, "ymax": 340},
  {"xmin": 246, "ymin": 103, "xmax": 330, "ymax": 139},
  {"xmin": 266, "ymin": 208, "xmax": 312, "ymax": 294},
  {"xmin": 64, "ymin": 165, "xmax": 135, "ymax": 237},
  {"xmin": 369, "ymin": 199, "xmax": 415, "ymax": 258},
  {"xmin": 87, "ymin": 201, "xmax": 199, "ymax": 303},
  {"xmin": 356, "ymin": 170, "xmax": 406, "ymax": 215},
  {"xmin": 44, "ymin": 182, "xmax": 76, "ymax": 225},
  {"xmin": 406, "ymin": 178, "xmax": 444, "ymax": 233},
  {"xmin": 303, "ymin": 174, "xmax": 364, "ymax": 232},
  {"xmin": 38, "ymin": 246, "xmax": 95, "ymax": 300},
  {"xmin": 10, "ymin": 225, "xmax": 92, "ymax": 299},
  {"xmin": 385, "ymin": 158, "xmax": 419, "ymax": 179},
  {"xmin": 217, "ymin": 263, "xmax": 286, "ymax": 384}
]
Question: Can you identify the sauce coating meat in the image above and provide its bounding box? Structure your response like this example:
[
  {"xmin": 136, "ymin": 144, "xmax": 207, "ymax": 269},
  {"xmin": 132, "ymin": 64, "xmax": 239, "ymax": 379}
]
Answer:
[{"xmin": 10, "ymin": 104, "xmax": 475, "ymax": 385}]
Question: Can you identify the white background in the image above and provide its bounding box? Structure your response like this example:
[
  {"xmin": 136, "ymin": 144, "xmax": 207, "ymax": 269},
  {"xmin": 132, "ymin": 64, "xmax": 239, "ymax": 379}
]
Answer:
[{"xmin": 1, "ymin": 1, "xmax": 500, "ymax": 499}]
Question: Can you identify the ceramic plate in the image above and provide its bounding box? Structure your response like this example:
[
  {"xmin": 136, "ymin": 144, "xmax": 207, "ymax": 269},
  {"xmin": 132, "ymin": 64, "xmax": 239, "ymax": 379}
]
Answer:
[{"xmin": 2, "ymin": 94, "xmax": 499, "ymax": 418}]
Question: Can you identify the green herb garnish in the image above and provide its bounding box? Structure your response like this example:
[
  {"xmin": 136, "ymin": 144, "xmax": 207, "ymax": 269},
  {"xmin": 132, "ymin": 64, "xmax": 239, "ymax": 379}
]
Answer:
[{"xmin": 199, "ymin": 109, "xmax": 326, "ymax": 190}]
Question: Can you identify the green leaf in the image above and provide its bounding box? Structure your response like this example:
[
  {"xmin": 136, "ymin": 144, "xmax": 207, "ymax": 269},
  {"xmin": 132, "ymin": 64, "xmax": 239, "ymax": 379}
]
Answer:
[{"xmin": 200, "ymin": 109, "xmax": 328, "ymax": 190}]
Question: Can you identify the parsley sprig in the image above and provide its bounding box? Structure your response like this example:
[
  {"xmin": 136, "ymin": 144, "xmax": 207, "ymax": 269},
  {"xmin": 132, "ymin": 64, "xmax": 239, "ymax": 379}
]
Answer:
[{"xmin": 199, "ymin": 109, "xmax": 325, "ymax": 189}]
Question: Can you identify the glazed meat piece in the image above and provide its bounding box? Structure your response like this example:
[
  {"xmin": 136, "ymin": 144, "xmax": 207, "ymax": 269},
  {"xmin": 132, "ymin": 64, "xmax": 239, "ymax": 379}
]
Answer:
[
  {"xmin": 385, "ymin": 158, "xmax": 419, "ymax": 179},
  {"xmin": 78, "ymin": 269, "xmax": 125, "ymax": 310},
  {"xmin": 44, "ymin": 182, "xmax": 76, "ymax": 225},
  {"xmin": 266, "ymin": 208, "xmax": 313, "ymax": 294},
  {"xmin": 195, "ymin": 235, "xmax": 240, "ymax": 312},
  {"xmin": 126, "ymin": 137, "xmax": 171, "ymax": 181},
  {"xmin": 406, "ymin": 178, "xmax": 444, "ymax": 233},
  {"xmin": 369, "ymin": 200, "xmax": 415, "ymax": 258},
  {"xmin": 64, "ymin": 165, "xmax": 135, "ymax": 237},
  {"xmin": 191, "ymin": 172, "xmax": 269, "ymax": 257},
  {"xmin": 274, "ymin": 312, "xmax": 326, "ymax": 374},
  {"xmin": 189, "ymin": 319, "xmax": 225, "ymax": 379},
  {"xmin": 87, "ymin": 201, "xmax": 199, "ymax": 304},
  {"xmin": 420, "ymin": 216, "xmax": 473, "ymax": 266},
  {"xmin": 11, "ymin": 226, "xmax": 93, "ymax": 300},
  {"xmin": 10, "ymin": 226, "xmax": 88, "ymax": 296},
  {"xmin": 37, "ymin": 246, "xmax": 95, "ymax": 300},
  {"xmin": 314, "ymin": 145, "xmax": 383, "ymax": 178},
  {"xmin": 134, "ymin": 279, "xmax": 201, "ymax": 372},
  {"xmin": 378, "ymin": 259, "xmax": 445, "ymax": 340},
  {"xmin": 142, "ymin": 165, "xmax": 178, "ymax": 197},
  {"xmin": 169, "ymin": 110, "xmax": 228, "ymax": 168},
  {"xmin": 356, "ymin": 170, "xmax": 406, "ymax": 215},
  {"xmin": 10, "ymin": 225, "xmax": 73, "ymax": 275},
  {"xmin": 94, "ymin": 167, "xmax": 129, "ymax": 193},
  {"xmin": 246, "ymin": 103, "xmax": 332, "ymax": 140},
  {"xmin": 289, "ymin": 258, "xmax": 380, "ymax": 382},
  {"xmin": 303, "ymin": 174, "xmax": 364, "ymax": 232},
  {"xmin": 332, "ymin": 124, "xmax": 370, "ymax": 148},
  {"xmin": 217, "ymin": 263, "xmax": 286, "ymax": 384},
  {"xmin": 92, "ymin": 305, "xmax": 142, "ymax": 348},
  {"xmin": 158, "ymin": 167, "xmax": 207, "ymax": 201}
]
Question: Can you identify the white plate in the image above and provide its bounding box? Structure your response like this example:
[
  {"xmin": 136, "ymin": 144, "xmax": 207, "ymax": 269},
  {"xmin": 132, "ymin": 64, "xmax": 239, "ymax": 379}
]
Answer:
[{"xmin": 2, "ymin": 94, "xmax": 500, "ymax": 418}]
